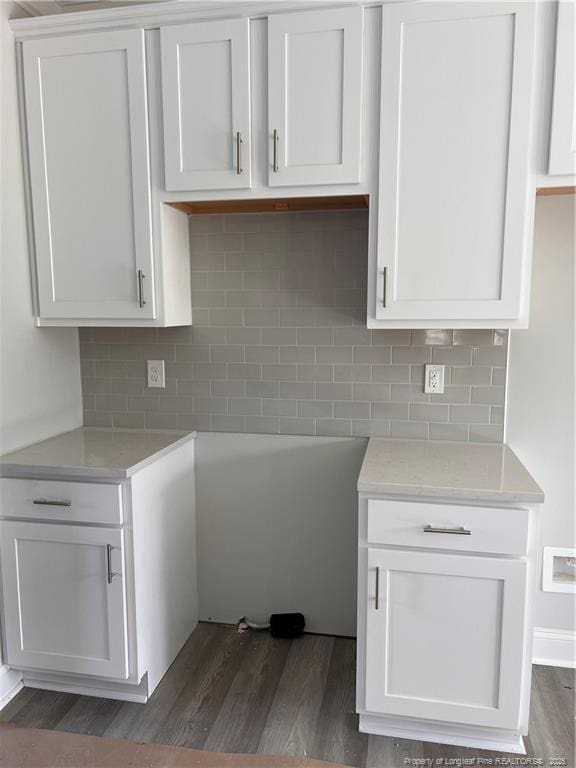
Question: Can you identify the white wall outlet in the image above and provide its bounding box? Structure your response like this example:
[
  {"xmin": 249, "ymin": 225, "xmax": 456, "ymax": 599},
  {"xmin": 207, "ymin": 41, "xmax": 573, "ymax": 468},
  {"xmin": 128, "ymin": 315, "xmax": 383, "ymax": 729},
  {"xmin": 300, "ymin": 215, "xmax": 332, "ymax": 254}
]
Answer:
[
  {"xmin": 147, "ymin": 360, "xmax": 165, "ymax": 388},
  {"xmin": 424, "ymin": 364, "xmax": 445, "ymax": 394},
  {"xmin": 542, "ymin": 546, "xmax": 576, "ymax": 593}
]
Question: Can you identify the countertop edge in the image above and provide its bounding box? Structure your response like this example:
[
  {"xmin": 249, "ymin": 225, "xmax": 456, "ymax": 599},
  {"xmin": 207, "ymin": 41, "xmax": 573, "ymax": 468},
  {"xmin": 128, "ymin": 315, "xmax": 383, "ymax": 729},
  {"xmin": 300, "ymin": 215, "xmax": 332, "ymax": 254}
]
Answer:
[
  {"xmin": 0, "ymin": 430, "xmax": 197, "ymax": 482},
  {"xmin": 357, "ymin": 480, "xmax": 545, "ymax": 505}
]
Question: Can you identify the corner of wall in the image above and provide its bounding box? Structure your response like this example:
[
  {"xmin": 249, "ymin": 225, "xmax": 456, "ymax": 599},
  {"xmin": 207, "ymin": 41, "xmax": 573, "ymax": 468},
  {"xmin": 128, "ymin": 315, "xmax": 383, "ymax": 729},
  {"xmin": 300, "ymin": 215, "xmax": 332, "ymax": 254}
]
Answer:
[{"xmin": 0, "ymin": 2, "xmax": 83, "ymax": 454}]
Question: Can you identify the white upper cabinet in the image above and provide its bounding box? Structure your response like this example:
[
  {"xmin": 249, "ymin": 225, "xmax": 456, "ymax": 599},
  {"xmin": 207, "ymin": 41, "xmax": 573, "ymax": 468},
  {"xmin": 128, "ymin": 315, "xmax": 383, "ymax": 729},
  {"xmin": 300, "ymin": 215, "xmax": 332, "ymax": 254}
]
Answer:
[
  {"xmin": 23, "ymin": 30, "xmax": 156, "ymax": 321},
  {"xmin": 374, "ymin": 2, "xmax": 536, "ymax": 324},
  {"xmin": 268, "ymin": 8, "xmax": 363, "ymax": 187},
  {"xmin": 548, "ymin": 0, "xmax": 576, "ymax": 175},
  {"xmin": 161, "ymin": 19, "xmax": 252, "ymax": 191}
]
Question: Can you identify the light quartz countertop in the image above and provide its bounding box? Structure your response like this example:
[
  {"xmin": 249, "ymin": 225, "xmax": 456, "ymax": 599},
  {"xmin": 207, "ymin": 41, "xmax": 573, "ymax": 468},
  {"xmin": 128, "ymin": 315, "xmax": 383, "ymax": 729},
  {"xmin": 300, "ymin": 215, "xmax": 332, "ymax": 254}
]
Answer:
[
  {"xmin": 358, "ymin": 439, "xmax": 544, "ymax": 504},
  {"xmin": 0, "ymin": 428, "xmax": 197, "ymax": 481}
]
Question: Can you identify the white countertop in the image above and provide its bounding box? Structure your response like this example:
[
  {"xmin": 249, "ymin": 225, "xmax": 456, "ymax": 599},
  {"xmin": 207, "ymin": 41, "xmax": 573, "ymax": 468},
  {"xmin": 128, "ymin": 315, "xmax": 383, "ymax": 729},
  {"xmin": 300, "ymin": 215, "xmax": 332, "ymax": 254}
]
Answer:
[
  {"xmin": 357, "ymin": 439, "xmax": 544, "ymax": 504},
  {"xmin": 1, "ymin": 430, "xmax": 544, "ymax": 503},
  {"xmin": 0, "ymin": 428, "xmax": 197, "ymax": 481}
]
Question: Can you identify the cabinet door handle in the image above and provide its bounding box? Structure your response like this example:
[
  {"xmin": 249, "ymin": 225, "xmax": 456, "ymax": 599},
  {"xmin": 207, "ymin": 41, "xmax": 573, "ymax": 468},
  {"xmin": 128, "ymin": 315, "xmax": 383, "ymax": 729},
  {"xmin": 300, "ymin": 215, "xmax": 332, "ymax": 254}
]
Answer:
[
  {"xmin": 137, "ymin": 269, "xmax": 146, "ymax": 308},
  {"xmin": 423, "ymin": 525, "xmax": 471, "ymax": 535},
  {"xmin": 272, "ymin": 129, "xmax": 279, "ymax": 172},
  {"xmin": 236, "ymin": 131, "xmax": 243, "ymax": 174},
  {"xmin": 375, "ymin": 566, "xmax": 380, "ymax": 610},
  {"xmin": 382, "ymin": 267, "xmax": 387, "ymax": 308},
  {"xmin": 33, "ymin": 498, "xmax": 71, "ymax": 507},
  {"xmin": 106, "ymin": 544, "xmax": 120, "ymax": 584}
]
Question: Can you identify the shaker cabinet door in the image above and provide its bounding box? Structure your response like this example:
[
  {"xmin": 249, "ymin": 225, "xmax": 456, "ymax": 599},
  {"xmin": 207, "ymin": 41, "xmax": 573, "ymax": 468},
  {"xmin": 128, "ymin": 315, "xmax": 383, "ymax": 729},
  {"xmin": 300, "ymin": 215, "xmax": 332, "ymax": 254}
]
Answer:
[
  {"xmin": 364, "ymin": 548, "xmax": 527, "ymax": 730},
  {"xmin": 548, "ymin": 0, "xmax": 576, "ymax": 175},
  {"xmin": 23, "ymin": 30, "xmax": 155, "ymax": 320},
  {"xmin": 161, "ymin": 18, "xmax": 252, "ymax": 191},
  {"xmin": 268, "ymin": 8, "xmax": 363, "ymax": 187},
  {"xmin": 0, "ymin": 521, "xmax": 129, "ymax": 679},
  {"xmin": 375, "ymin": 2, "xmax": 535, "ymax": 322}
]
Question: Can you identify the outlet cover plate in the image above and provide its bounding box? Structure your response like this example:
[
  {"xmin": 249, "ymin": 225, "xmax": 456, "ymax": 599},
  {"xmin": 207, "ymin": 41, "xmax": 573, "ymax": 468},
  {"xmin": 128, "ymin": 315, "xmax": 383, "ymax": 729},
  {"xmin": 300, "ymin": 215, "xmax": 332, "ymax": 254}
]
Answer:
[
  {"xmin": 424, "ymin": 364, "xmax": 445, "ymax": 394},
  {"xmin": 147, "ymin": 360, "xmax": 165, "ymax": 388}
]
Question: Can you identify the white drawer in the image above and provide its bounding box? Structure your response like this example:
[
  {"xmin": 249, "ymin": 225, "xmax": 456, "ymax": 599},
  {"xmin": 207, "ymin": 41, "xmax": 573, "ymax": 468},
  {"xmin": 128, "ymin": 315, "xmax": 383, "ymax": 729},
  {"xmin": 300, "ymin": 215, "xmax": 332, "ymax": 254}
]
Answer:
[
  {"xmin": 366, "ymin": 499, "xmax": 529, "ymax": 556},
  {"xmin": 0, "ymin": 478, "xmax": 123, "ymax": 525}
]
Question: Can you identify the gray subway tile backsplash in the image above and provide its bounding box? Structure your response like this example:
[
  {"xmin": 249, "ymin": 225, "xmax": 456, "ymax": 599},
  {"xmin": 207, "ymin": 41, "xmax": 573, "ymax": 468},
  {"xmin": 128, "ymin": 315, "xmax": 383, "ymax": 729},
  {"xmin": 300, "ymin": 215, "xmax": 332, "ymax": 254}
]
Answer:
[{"xmin": 80, "ymin": 211, "xmax": 507, "ymax": 442}]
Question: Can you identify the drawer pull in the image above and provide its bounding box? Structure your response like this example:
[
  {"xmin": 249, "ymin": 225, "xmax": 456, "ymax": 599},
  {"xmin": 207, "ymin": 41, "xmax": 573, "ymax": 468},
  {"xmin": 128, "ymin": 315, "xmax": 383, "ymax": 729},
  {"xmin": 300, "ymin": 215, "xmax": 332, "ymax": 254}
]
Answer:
[
  {"xmin": 33, "ymin": 498, "xmax": 71, "ymax": 507},
  {"xmin": 375, "ymin": 566, "xmax": 380, "ymax": 610},
  {"xmin": 423, "ymin": 525, "xmax": 471, "ymax": 535}
]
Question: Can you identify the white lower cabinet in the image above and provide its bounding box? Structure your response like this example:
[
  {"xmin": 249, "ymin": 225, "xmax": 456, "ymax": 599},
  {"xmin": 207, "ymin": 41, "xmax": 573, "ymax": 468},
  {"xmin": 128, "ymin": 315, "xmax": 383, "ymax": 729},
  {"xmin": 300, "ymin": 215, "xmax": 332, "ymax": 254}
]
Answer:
[
  {"xmin": 0, "ymin": 439, "xmax": 197, "ymax": 702},
  {"xmin": 358, "ymin": 496, "xmax": 537, "ymax": 753},
  {"xmin": 0, "ymin": 522, "xmax": 129, "ymax": 680},
  {"xmin": 365, "ymin": 548, "xmax": 527, "ymax": 729}
]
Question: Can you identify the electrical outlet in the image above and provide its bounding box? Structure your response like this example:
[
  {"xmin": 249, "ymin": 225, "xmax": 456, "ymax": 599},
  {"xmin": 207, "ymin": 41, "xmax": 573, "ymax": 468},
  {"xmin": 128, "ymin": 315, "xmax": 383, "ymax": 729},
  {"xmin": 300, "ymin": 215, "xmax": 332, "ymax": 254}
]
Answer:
[
  {"xmin": 147, "ymin": 360, "xmax": 165, "ymax": 388},
  {"xmin": 424, "ymin": 364, "xmax": 445, "ymax": 394}
]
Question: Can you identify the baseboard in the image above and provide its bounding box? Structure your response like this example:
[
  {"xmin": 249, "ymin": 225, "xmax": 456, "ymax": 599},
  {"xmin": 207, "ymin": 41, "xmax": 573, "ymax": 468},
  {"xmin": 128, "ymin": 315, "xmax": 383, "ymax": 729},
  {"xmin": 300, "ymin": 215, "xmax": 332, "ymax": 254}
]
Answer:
[
  {"xmin": 533, "ymin": 627, "xmax": 576, "ymax": 668},
  {"xmin": 22, "ymin": 669, "xmax": 149, "ymax": 703},
  {"xmin": 359, "ymin": 714, "xmax": 525, "ymax": 754},
  {"xmin": 0, "ymin": 665, "xmax": 23, "ymax": 711}
]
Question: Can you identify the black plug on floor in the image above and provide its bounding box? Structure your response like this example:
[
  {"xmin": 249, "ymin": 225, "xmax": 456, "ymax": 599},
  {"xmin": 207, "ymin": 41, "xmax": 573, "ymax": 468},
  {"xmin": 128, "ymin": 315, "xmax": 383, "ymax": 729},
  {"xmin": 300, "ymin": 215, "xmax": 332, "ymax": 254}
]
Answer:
[
  {"xmin": 238, "ymin": 613, "xmax": 306, "ymax": 638},
  {"xmin": 270, "ymin": 613, "xmax": 305, "ymax": 638}
]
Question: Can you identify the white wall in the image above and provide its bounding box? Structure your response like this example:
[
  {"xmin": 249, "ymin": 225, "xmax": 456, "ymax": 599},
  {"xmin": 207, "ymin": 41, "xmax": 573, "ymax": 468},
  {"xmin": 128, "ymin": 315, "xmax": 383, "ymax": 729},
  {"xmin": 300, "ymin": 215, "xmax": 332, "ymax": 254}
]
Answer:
[
  {"xmin": 0, "ymin": 1, "xmax": 82, "ymax": 455},
  {"xmin": 196, "ymin": 433, "xmax": 366, "ymax": 636},
  {"xmin": 0, "ymin": 2, "xmax": 82, "ymax": 700},
  {"xmin": 506, "ymin": 195, "xmax": 575, "ymax": 634}
]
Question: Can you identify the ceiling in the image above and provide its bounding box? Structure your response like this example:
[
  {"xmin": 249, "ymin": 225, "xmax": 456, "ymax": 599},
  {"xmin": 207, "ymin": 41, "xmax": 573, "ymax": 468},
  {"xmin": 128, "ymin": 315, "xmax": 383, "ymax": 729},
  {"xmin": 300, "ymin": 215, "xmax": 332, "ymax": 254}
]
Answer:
[{"xmin": 17, "ymin": 0, "xmax": 170, "ymax": 16}]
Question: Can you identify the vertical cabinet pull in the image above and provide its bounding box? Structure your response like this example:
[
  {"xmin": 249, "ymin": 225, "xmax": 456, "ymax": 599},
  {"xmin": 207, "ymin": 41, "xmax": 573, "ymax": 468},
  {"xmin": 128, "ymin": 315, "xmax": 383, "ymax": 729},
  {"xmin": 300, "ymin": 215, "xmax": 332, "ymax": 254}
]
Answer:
[
  {"xmin": 106, "ymin": 544, "xmax": 120, "ymax": 584},
  {"xmin": 106, "ymin": 544, "xmax": 113, "ymax": 584},
  {"xmin": 382, "ymin": 267, "xmax": 387, "ymax": 308},
  {"xmin": 137, "ymin": 269, "xmax": 146, "ymax": 308},
  {"xmin": 236, "ymin": 131, "xmax": 243, "ymax": 174},
  {"xmin": 375, "ymin": 566, "xmax": 380, "ymax": 610},
  {"xmin": 272, "ymin": 129, "xmax": 279, "ymax": 172}
]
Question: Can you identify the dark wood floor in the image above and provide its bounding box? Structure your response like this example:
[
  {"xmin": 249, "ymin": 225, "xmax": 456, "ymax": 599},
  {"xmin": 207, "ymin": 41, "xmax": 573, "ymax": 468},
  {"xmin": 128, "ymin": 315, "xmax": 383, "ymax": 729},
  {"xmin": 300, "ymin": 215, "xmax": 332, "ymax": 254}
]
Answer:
[{"xmin": 1, "ymin": 623, "xmax": 574, "ymax": 768}]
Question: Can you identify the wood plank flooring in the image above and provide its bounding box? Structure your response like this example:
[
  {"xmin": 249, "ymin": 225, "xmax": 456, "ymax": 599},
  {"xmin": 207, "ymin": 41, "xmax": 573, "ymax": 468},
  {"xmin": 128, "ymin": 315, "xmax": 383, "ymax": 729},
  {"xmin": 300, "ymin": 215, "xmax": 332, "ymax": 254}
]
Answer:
[{"xmin": 1, "ymin": 623, "xmax": 574, "ymax": 768}]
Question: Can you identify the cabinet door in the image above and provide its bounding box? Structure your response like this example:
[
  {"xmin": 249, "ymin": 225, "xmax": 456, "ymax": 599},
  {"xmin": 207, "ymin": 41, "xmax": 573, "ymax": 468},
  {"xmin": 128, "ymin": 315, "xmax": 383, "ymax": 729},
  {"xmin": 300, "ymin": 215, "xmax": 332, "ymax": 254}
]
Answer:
[
  {"xmin": 268, "ymin": 8, "xmax": 363, "ymax": 187},
  {"xmin": 376, "ymin": 3, "xmax": 535, "ymax": 321},
  {"xmin": 364, "ymin": 548, "xmax": 527, "ymax": 730},
  {"xmin": 548, "ymin": 0, "xmax": 576, "ymax": 175},
  {"xmin": 23, "ymin": 31, "xmax": 155, "ymax": 320},
  {"xmin": 161, "ymin": 19, "xmax": 251, "ymax": 191},
  {"xmin": 0, "ymin": 521, "xmax": 129, "ymax": 679}
]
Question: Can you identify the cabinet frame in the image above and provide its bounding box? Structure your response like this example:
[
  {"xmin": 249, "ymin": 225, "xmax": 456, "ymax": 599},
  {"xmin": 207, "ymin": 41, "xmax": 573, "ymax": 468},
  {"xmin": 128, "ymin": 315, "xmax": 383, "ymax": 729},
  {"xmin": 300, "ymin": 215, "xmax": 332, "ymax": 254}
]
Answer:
[
  {"xmin": 267, "ymin": 7, "xmax": 364, "ymax": 187},
  {"xmin": 0, "ymin": 521, "xmax": 129, "ymax": 680},
  {"xmin": 364, "ymin": 547, "xmax": 527, "ymax": 729},
  {"xmin": 160, "ymin": 18, "xmax": 252, "ymax": 191},
  {"xmin": 22, "ymin": 29, "xmax": 155, "ymax": 321},
  {"xmin": 356, "ymin": 492, "xmax": 538, "ymax": 752},
  {"xmin": 548, "ymin": 0, "xmax": 576, "ymax": 175},
  {"xmin": 375, "ymin": 1, "xmax": 536, "ymax": 323}
]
